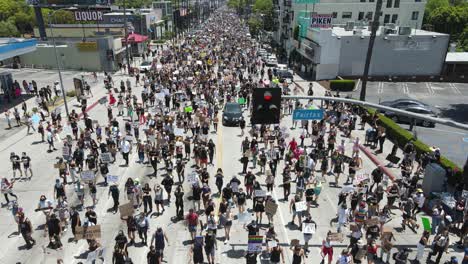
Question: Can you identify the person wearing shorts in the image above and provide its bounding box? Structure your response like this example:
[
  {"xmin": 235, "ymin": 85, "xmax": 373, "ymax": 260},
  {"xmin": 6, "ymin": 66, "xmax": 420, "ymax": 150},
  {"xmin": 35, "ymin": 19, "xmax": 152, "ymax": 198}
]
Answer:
[
  {"xmin": 204, "ymin": 231, "xmax": 217, "ymax": 264},
  {"xmin": 321, "ymin": 233, "xmax": 334, "ymax": 264}
]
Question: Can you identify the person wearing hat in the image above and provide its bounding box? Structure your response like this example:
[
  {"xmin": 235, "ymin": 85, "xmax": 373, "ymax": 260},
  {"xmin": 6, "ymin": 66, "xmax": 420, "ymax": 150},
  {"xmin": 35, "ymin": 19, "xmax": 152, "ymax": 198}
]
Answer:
[
  {"xmin": 10, "ymin": 152, "xmax": 23, "ymax": 178},
  {"xmin": 412, "ymin": 189, "xmax": 425, "ymax": 215}
]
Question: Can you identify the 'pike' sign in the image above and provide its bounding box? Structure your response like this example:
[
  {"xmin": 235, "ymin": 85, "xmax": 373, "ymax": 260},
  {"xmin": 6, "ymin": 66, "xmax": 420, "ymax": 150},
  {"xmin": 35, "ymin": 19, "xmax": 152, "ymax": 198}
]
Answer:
[{"xmin": 310, "ymin": 14, "xmax": 333, "ymax": 28}]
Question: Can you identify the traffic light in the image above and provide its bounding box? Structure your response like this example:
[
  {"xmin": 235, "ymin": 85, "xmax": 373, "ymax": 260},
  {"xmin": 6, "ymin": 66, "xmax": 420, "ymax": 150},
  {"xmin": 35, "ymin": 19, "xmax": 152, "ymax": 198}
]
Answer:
[{"xmin": 251, "ymin": 88, "xmax": 282, "ymax": 125}]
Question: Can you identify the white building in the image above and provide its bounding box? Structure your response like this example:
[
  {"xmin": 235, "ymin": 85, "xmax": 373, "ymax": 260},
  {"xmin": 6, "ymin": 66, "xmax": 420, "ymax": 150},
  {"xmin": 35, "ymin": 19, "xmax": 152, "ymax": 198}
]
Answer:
[
  {"xmin": 273, "ymin": 0, "xmax": 427, "ymax": 60},
  {"xmin": 292, "ymin": 25, "xmax": 449, "ymax": 80}
]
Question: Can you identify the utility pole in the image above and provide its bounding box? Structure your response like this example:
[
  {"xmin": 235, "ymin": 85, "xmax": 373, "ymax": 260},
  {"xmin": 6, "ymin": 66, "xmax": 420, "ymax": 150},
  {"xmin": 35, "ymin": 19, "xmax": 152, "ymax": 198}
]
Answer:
[
  {"xmin": 359, "ymin": 0, "xmax": 383, "ymax": 101},
  {"xmin": 123, "ymin": 0, "xmax": 131, "ymax": 73}
]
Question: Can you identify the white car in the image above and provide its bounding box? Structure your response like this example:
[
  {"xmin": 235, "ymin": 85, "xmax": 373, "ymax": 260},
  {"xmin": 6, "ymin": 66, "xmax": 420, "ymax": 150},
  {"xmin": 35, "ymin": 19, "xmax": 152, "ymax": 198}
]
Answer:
[
  {"xmin": 265, "ymin": 56, "xmax": 278, "ymax": 67},
  {"xmin": 276, "ymin": 64, "xmax": 288, "ymax": 71},
  {"xmin": 139, "ymin": 61, "xmax": 153, "ymax": 72}
]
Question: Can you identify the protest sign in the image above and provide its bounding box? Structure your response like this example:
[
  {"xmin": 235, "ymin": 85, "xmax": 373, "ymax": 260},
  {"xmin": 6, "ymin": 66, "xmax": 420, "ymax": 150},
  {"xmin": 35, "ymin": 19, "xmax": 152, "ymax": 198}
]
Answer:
[
  {"xmin": 101, "ymin": 152, "xmax": 112, "ymax": 163},
  {"xmin": 365, "ymin": 217, "xmax": 379, "ymax": 226},
  {"xmin": 328, "ymin": 232, "xmax": 344, "ymax": 242},
  {"xmin": 303, "ymin": 223, "xmax": 316, "ymax": 234},
  {"xmin": 187, "ymin": 172, "xmax": 198, "ymax": 184},
  {"xmin": 75, "ymin": 225, "xmax": 101, "ymax": 240},
  {"xmin": 421, "ymin": 217, "xmax": 431, "ymax": 232},
  {"xmin": 265, "ymin": 200, "xmax": 278, "ymax": 216},
  {"xmin": 247, "ymin": 235, "xmax": 263, "ymax": 252},
  {"xmin": 174, "ymin": 128, "xmax": 184, "ymax": 137},
  {"xmin": 354, "ymin": 173, "xmax": 369, "ymax": 185},
  {"xmin": 294, "ymin": 201, "xmax": 307, "ymax": 212},
  {"xmin": 62, "ymin": 147, "xmax": 70, "ymax": 157},
  {"xmin": 81, "ymin": 170, "xmax": 95, "ymax": 182},
  {"xmin": 382, "ymin": 240, "xmax": 393, "ymax": 252},
  {"xmin": 54, "ymin": 163, "xmax": 66, "ymax": 170},
  {"xmin": 268, "ymin": 240, "xmax": 277, "ymax": 248},
  {"xmin": 106, "ymin": 175, "xmax": 118, "ymax": 183},
  {"xmin": 119, "ymin": 202, "xmax": 134, "ymax": 218},
  {"xmin": 254, "ymin": 190, "xmax": 267, "ymax": 198}
]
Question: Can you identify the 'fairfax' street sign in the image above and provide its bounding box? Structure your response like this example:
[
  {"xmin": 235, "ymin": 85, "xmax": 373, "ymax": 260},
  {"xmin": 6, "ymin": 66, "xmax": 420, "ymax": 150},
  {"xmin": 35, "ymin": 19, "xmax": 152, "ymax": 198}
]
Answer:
[{"xmin": 293, "ymin": 109, "xmax": 324, "ymax": 120}]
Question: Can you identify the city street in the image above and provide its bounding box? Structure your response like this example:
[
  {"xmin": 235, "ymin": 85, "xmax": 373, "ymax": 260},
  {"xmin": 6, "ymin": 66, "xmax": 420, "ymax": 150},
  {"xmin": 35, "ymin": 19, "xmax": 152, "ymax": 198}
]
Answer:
[{"xmin": 0, "ymin": 11, "xmax": 465, "ymax": 264}]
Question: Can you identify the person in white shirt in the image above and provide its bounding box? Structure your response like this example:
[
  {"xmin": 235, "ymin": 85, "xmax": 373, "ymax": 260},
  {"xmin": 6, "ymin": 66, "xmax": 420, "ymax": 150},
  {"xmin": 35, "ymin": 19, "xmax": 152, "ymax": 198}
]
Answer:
[
  {"xmin": 337, "ymin": 203, "xmax": 349, "ymax": 233},
  {"xmin": 120, "ymin": 139, "xmax": 132, "ymax": 166}
]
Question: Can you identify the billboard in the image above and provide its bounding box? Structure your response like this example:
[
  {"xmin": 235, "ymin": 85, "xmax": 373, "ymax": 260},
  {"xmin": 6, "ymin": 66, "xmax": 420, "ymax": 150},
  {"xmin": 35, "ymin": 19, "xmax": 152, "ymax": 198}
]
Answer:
[{"xmin": 310, "ymin": 14, "xmax": 333, "ymax": 28}]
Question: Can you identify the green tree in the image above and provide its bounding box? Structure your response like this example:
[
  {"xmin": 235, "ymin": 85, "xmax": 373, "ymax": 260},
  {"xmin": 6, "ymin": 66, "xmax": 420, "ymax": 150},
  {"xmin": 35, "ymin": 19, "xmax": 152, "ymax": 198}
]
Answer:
[
  {"xmin": 13, "ymin": 11, "xmax": 35, "ymax": 35},
  {"xmin": 457, "ymin": 26, "xmax": 468, "ymax": 51},
  {"xmin": 115, "ymin": 0, "xmax": 152, "ymax": 8},
  {"xmin": 253, "ymin": 0, "xmax": 273, "ymax": 13},
  {"xmin": 0, "ymin": 20, "xmax": 20, "ymax": 37},
  {"xmin": 247, "ymin": 17, "xmax": 262, "ymax": 36},
  {"xmin": 427, "ymin": 5, "xmax": 468, "ymax": 36},
  {"xmin": 425, "ymin": 0, "xmax": 449, "ymax": 14}
]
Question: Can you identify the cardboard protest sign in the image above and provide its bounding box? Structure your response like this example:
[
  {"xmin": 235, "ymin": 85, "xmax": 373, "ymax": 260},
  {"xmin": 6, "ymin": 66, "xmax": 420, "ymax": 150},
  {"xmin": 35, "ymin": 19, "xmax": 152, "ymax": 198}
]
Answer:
[
  {"xmin": 106, "ymin": 175, "xmax": 118, "ymax": 183},
  {"xmin": 265, "ymin": 200, "xmax": 278, "ymax": 216},
  {"xmin": 382, "ymin": 240, "xmax": 393, "ymax": 252},
  {"xmin": 54, "ymin": 163, "xmax": 66, "ymax": 170},
  {"xmin": 81, "ymin": 170, "xmax": 95, "ymax": 182},
  {"xmin": 101, "ymin": 152, "xmax": 112, "ymax": 163},
  {"xmin": 187, "ymin": 172, "xmax": 198, "ymax": 184},
  {"xmin": 328, "ymin": 232, "xmax": 344, "ymax": 242},
  {"xmin": 294, "ymin": 201, "xmax": 307, "ymax": 212},
  {"xmin": 119, "ymin": 202, "xmax": 134, "ymax": 217},
  {"xmin": 75, "ymin": 225, "xmax": 101, "ymax": 240},
  {"xmin": 247, "ymin": 235, "xmax": 263, "ymax": 252},
  {"xmin": 365, "ymin": 217, "xmax": 379, "ymax": 226}
]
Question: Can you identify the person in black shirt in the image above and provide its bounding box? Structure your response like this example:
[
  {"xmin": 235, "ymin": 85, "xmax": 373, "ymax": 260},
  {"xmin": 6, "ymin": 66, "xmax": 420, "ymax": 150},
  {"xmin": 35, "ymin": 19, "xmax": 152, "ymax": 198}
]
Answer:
[
  {"xmin": 245, "ymin": 220, "xmax": 259, "ymax": 236},
  {"xmin": 174, "ymin": 185, "xmax": 184, "ymax": 220},
  {"xmin": 85, "ymin": 207, "xmax": 98, "ymax": 225},
  {"xmin": 115, "ymin": 230, "xmax": 128, "ymax": 253},
  {"xmin": 147, "ymin": 245, "xmax": 162, "ymax": 264},
  {"xmin": 161, "ymin": 174, "xmax": 174, "ymax": 201},
  {"xmin": 21, "ymin": 152, "xmax": 32, "ymax": 179},
  {"xmin": 10, "ymin": 152, "xmax": 22, "ymax": 178},
  {"xmin": 47, "ymin": 213, "xmax": 62, "ymax": 248}
]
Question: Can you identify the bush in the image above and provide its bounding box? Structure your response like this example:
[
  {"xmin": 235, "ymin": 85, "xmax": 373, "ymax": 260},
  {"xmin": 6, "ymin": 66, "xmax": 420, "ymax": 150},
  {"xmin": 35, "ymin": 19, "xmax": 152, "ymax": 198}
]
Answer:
[
  {"xmin": 365, "ymin": 107, "xmax": 463, "ymax": 185},
  {"xmin": 66, "ymin": 90, "xmax": 76, "ymax": 97},
  {"xmin": 330, "ymin": 80, "xmax": 356, "ymax": 92}
]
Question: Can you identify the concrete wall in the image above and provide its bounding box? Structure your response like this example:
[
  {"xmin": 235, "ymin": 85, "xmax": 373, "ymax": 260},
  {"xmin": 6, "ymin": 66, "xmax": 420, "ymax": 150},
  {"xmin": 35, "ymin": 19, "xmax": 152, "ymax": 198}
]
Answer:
[
  {"xmin": 20, "ymin": 43, "xmax": 102, "ymax": 71},
  {"xmin": 338, "ymin": 33, "xmax": 449, "ymax": 77},
  {"xmin": 34, "ymin": 26, "xmax": 124, "ymax": 38}
]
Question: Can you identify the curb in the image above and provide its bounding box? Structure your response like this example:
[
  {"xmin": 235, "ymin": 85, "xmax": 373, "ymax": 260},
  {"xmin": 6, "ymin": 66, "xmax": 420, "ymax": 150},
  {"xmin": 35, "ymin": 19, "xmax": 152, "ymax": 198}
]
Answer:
[{"xmin": 359, "ymin": 144, "xmax": 397, "ymax": 181}]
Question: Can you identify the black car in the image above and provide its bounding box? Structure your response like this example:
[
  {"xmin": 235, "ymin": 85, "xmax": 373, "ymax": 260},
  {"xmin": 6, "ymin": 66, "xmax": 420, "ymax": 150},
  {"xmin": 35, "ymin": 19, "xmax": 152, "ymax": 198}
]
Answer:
[
  {"xmin": 276, "ymin": 70, "xmax": 293, "ymax": 83},
  {"xmin": 384, "ymin": 105, "xmax": 437, "ymax": 127},
  {"xmin": 222, "ymin": 102, "xmax": 243, "ymax": 126}
]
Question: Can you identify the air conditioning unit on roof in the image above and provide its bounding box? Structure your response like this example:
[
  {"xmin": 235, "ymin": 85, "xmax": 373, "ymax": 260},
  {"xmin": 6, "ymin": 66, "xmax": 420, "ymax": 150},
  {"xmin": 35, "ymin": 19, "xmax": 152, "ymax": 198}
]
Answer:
[{"xmin": 345, "ymin": 21, "xmax": 355, "ymax": 31}]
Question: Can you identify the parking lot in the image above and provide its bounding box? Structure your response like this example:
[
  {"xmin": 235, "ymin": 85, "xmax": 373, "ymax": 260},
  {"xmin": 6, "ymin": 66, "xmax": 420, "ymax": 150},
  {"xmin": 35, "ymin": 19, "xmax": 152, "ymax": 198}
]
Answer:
[{"xmin": 350, "ymin": 81, "xmax": 468, "ymax": 167}]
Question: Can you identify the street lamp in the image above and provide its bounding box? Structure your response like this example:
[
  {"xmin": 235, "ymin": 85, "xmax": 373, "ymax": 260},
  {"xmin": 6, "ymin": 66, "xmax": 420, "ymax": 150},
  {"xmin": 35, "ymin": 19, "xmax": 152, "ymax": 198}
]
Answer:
[{"xmin": 48, "ymin": 9, "xmax": 72, "ymax": 118}]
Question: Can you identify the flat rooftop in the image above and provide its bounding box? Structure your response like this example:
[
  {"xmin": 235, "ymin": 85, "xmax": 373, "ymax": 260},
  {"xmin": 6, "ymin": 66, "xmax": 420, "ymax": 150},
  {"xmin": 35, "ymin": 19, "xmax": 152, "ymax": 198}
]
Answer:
[
  {"xmin": 446, "ymin": 52, "xmax": 468, "ymax": 63},
  {"xmin": 329, "ymin": 26, "xmax": 448, "ymax": 37}
]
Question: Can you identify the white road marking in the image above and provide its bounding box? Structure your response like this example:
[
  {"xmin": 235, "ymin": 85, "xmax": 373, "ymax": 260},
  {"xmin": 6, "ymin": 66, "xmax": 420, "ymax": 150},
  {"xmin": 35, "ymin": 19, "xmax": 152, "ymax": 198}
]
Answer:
[
  {"xmin": 271, "ymin": 188, "xmax": 293, "ymax": 262},
  {"xmin": 424, "ymin": 128, "xmax": 466, "ymax": 135},
  {"xmin": 401, "ymin": 83, "xmax": 409, "ymax": 94},
  {"xmin": 425, "ymin": 82, "xmax": 435, "ymax": 95},
  {"xmin": 450, "ymin": 83, "xmax": 462, "ymax": 95},
  {"xmin": 378, "ymin": 82, "xmax": 384, "ymax": 94}
]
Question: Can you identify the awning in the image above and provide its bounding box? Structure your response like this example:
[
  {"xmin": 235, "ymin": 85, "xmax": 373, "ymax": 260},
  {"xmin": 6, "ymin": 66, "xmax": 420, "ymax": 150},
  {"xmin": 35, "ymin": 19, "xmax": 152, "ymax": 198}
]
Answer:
[{"xmin": 123, "ymin": 33, "xmax": 148, "ymax": 43}]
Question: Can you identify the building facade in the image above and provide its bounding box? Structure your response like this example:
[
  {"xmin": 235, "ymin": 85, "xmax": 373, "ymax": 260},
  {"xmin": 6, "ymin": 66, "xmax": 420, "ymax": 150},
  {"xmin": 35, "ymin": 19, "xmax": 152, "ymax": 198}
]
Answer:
[
  {"xmin": 273, "ymin": 0, "xmax": 427, "ymax": 62},
  {"xmin": 292, "ymin": 26, "xmax": 449, "ymax": 80}
]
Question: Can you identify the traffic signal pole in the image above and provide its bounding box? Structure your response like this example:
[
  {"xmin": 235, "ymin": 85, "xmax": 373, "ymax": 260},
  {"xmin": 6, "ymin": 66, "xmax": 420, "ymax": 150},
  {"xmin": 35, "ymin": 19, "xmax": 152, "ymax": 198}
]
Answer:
[
  {"xmin": 360, "ymin": 0, "xmax": 383, "ymax": 101},
  {"xmin": 282, "ymin": 95, "xmax": 468, "ymax": 131}
]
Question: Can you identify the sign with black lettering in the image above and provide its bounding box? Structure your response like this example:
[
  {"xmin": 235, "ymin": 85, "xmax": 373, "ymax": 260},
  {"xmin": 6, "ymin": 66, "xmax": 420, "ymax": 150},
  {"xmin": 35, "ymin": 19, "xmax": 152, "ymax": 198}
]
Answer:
[
  {"xmin": 74, "ymin": 10, "xmax": 104, "ymax": 21},
  {"xmin": 310, "ymin": 14, "xmax": 333, "ymax": 28}
]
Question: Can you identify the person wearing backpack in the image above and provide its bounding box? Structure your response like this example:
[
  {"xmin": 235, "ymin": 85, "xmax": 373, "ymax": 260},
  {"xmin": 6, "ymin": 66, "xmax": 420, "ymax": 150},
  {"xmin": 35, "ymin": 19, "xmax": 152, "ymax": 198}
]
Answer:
[{"xmin": 428, "ymin": 230, "xmax": 450, "ymax": 264}]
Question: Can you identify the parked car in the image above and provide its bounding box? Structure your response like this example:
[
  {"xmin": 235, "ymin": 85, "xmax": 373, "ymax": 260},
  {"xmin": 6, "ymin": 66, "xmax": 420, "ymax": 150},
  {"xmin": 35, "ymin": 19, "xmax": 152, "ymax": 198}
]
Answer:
[
  {"xmin": 265, "ymin": 55, "xmax": 278, "ymax": 67},
  {"xmin": 380, "ymin": 98, "xmax": 430, "ymax": 110},
  {"xmin": 139, "ymin": 61, "xmax": 153, "ymax": 72},
  {"xmin": 276, "ymin": 64, "xmax": 288, "ymax": 71},
  {"xmin": 384, "ymin": 105, "xmax": 437, "ymax": 127},
  {"xmin": 222, "ymin": 102, "xmax": 243, "ymax": 126}
]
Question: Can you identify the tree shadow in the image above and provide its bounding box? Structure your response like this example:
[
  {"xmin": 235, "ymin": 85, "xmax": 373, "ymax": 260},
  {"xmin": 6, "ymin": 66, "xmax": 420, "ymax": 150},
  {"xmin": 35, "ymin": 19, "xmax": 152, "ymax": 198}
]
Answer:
[{"xmin": 437, "ymin": 104, "xmax": 468, "ymax": 124}]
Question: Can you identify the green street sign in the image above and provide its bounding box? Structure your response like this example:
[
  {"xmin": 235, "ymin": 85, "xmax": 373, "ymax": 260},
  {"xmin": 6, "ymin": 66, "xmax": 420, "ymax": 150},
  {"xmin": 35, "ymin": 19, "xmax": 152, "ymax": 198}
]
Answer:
[{"xmin": 294, "ymin": 0, "xmax": 319, "ymax": 4}]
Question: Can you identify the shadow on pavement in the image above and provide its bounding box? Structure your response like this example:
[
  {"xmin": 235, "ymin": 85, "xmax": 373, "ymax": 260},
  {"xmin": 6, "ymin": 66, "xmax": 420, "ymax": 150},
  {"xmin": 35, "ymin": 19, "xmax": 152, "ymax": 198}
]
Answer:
[{"xmin": 438, "ymin": 104, "xmax": 468, "ymax": 124}]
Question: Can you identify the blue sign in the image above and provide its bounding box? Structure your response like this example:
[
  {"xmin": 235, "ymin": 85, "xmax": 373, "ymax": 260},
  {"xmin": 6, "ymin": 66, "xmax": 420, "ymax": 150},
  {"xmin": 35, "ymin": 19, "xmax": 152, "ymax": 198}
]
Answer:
[{"xmin": 293, "ymin": 109, "xmax": 324, "ymax": 120}]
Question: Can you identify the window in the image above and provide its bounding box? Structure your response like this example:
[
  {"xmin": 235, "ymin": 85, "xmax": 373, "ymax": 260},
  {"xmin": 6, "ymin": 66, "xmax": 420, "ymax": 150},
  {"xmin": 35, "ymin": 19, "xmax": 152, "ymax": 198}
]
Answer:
[
  {"xmin": 366, "ymin": 12, "xmax": 373, "ymax": 20},
  {"xmin": 342, "ymin": 12, "xmax": 352, "ymax": 19},
  {"xmin": 358, "ymin": 12, "xmax": 365, "ymax": 20},
  {"xmin": 415, "ymin": 0, "xmax": 421, "ymax": 2},
  {"xmin": 391, "ymin": 14, "xmax": 398, "ymax": 23},
  {"xmin": 394, "ymin": 0, "xmax": 400, "ymax": 8},
  {"xmin": 384, "ymin": 14, "xmax": 390, "ymax": 23},
  {"xmin": 332, "ymin": 12, "xmax": 337, "ymax": 18},
  {"xmin": 360, "ymin": 0, "xmax": 365, "ymax": 2},
  {"xmin": 411, "ymin": 11, "xmax": 419, "ymax": 20},
  {"xmin": 369, "ymin": 0, "xmax": 375, "ymax": 2},
  {"xmin": 386, "ymin": 0, "xmax": 392, "ymax": 8}
]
